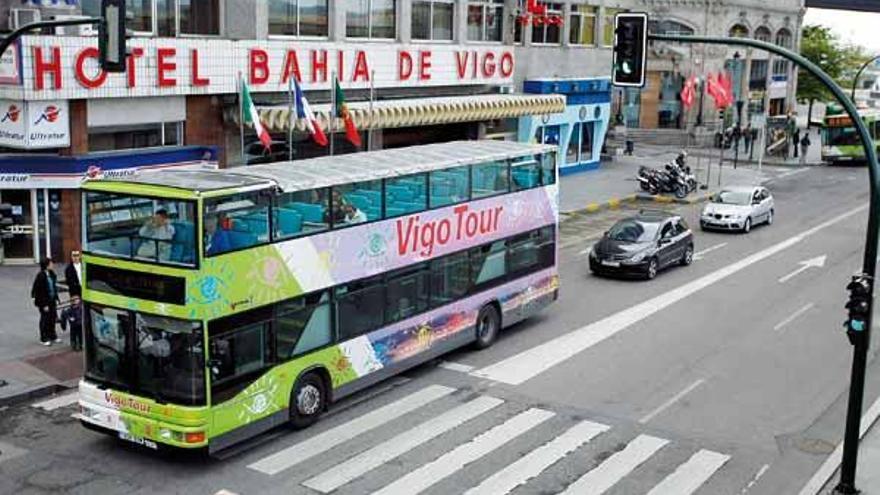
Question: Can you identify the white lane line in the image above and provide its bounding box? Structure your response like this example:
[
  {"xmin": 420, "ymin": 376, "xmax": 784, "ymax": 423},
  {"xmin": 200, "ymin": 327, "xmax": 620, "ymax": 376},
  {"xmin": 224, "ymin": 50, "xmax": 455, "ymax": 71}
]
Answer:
[
  {"xmin": 561, "ymin": 434, "xmax": 669, "ymax": 495},
  {"xmin": 775, "ymin": 168, "xmax": 810, "ymax": 180},
  {"xmin": 693, "ymin": 242, "xmax": 728, "ymax": 260},
  {"xmin": 302, "ymin": 396, "xmax": 504, "ymax": 493},
  {"xmin": 247, "ymin": 385, "xmax": 455, "ymax": 475},
  {"xmin": 646, "ymin": 449, "xmax": 731, "ymax": 495},
  {"xmin": 798, "ymin": 392, "xmax": 880, "ymax": 495},
  {"xmin": 472, "ymin": 204, "xmax": 868, "ymax": 385},
  {"xmin": 579, "ymin": 245, "xmax": 594, "ymax": 255},
  {"xmin": 372, "ymin": 408, "xmax": 555, "ymax": 495},
  {"xmin": 639, "ymin": 379, "xmax": 706, "ymax": 424},
  {"xmin": 773, "ymin": 303, "xmax": 815, "ymax": 332},
  {"xmin": 464, "ymin": 420, "xmax": 610, "ymax": 495},
  {"xmin": 33, "ymin": 391, "xmax": 79, "ymax": 411},
  {"xmin": 439, "ymin": 361, "xmax": 475, "ymax": 373},
  {"xmin": 741, "ymin": 464, "xmax": 770, "ymax": 494}
]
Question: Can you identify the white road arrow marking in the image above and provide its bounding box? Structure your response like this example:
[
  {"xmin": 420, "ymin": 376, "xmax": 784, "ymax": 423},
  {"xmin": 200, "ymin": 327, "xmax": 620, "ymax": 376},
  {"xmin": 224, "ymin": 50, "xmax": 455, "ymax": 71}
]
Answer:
[{"xmin": 778, "ymin": 255, "xmax": 826, "ymax": 283}]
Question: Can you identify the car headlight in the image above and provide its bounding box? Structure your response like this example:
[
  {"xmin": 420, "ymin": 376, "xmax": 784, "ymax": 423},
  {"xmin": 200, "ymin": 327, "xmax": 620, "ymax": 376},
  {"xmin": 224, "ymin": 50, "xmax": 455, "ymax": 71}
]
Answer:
[{"xmin": 627, "ymin": 251, "xmax": 647, "ymax": 263}]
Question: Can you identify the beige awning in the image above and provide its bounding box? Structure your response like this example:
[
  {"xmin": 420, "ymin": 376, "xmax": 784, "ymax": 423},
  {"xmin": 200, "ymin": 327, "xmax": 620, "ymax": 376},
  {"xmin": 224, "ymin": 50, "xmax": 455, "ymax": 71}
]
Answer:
[{"xmin": 236, "ymin": 93, "xmax": 566, "ymax": 133}]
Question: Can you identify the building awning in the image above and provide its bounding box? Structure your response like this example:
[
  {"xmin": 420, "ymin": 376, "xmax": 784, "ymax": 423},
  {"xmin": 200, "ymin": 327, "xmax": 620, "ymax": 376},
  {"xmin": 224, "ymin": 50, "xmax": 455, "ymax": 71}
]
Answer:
[{"xmin": 240, "ymin": 94, "xmax": 566, "ymax": 133}]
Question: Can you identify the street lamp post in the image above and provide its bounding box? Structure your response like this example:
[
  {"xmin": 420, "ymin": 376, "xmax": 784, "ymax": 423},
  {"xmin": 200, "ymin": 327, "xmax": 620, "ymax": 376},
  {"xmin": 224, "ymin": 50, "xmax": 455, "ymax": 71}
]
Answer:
[
  {"xmin": 648, "ymin": 34, "xmax": 880, "ymax": 495},
  {"xmin": 851, "ymin": 54, "xmax": 880, "ymax": 103}
]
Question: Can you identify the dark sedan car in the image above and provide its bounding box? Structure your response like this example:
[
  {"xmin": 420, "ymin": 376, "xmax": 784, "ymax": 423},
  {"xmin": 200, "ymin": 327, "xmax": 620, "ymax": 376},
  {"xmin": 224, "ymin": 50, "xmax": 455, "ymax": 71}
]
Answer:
[{"xmin": 589, "ymin": 212, "xmax": 694, "ymax": 280}]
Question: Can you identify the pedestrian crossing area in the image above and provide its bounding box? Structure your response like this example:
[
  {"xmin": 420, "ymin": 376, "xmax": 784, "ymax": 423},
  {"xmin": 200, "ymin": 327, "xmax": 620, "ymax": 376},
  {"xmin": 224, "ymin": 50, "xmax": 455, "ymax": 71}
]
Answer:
[{"xmin": 246, "ymin": 384, "xmax": 734, "ymax": 495}]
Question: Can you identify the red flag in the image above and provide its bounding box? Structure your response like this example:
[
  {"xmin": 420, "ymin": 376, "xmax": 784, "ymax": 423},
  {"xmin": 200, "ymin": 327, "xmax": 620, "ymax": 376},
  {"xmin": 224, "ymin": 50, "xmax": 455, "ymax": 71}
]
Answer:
[
  {"xmin": 334, "ymin": 79, "xmax": 362, "ymax": 148},
  {"xmin": 718, "ymin": 71, "xmax": 734, "ymax": 106},
  {"xmin": 706, "ymin": 73, "xmax": 732, "ymax": 110},
  {"xmin": 680, "ymin": 75, "xmax": 696, "ymax": 110}
]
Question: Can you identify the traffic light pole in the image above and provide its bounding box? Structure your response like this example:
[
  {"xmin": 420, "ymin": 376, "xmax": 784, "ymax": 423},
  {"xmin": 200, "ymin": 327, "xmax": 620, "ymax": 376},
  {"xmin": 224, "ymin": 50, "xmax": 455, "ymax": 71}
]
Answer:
[{"xmin": 650, "ymin": 33, "xmax": 880, "ymax": 494}]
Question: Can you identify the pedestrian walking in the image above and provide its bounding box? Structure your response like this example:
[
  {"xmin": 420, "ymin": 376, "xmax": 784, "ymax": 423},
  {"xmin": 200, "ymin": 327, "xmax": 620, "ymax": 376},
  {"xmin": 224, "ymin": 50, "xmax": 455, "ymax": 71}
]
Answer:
[
  {"xmin": 743, "ymin": 124, "xmax": 752, "ymax": 154},
  {"xmin": 793, "ymin": 127, "xmax": 801, "ymax": 159},
  {"xmin": 59, "ymin": 295, "xmax": 83, "ymax": 351},
  {"xmin": 64, "ymin": 250, "xmax": 82, "ymax": 297},
  {"xmin": 31, "ymin": 257, "xmax": 60, "ymax": 346},
  {"xmin": 800, "ymin": 132, "xmax": 811, "ymax": 165}
]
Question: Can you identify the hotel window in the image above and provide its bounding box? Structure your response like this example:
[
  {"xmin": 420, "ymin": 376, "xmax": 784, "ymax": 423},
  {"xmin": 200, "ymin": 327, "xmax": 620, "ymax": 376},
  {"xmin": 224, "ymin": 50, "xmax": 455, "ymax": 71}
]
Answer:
[
  {"xmin": 754, "ymin": 26, "xmax": 771, "ymax": 43},
  {"xmin": 88, "ymin": 122, "xmax": 184, "ymax": 152},
  {"xmin": 569, "ymin": 5, "xmax": 597, "ymax": 46},
  {"xmin": 773, "ymin": 28, "xmax": 792, "ymax": 75},
  {"xmin": 85, "ymin": 0, "xmax": 219, "ymax": 36},
  {"xmin": 602, "ymin": 7, "xmax": 626, "ymax": 47},
  {"xmin": 412, "ymin": 0, "xmax": 454, "ymax": 41},
  {"xmin": 531, "ymin": 3, "xmax": 562, "ymax": 44},
  {"xmin": 269, "ymin": 0, "xmax": 329, "ymax": 37},
  {"xmin": 467, "ymin": 0, "xmax": 503, "ymax": 42},
  {"xmin": 347, "ymin": 0, "xmax": 397, "ymax": 39}
]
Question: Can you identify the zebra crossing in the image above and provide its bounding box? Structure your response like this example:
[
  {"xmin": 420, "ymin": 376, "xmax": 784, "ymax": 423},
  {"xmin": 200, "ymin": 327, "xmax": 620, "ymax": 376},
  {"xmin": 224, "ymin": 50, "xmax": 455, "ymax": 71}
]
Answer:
[{"xmin": 246, "ymin": 384, "xmax": 734, "ymax": 495}]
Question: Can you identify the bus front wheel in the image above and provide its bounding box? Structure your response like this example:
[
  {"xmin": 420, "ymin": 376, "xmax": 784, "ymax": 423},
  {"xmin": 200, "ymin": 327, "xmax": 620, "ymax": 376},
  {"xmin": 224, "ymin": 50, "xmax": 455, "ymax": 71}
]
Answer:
[
  {"xmin": 289, "ymin": 372, "xmax": 326, "ymax": 429},
  {"xmin": 474, "ymin": 304, "xmax": 501, "ymax": 350}
]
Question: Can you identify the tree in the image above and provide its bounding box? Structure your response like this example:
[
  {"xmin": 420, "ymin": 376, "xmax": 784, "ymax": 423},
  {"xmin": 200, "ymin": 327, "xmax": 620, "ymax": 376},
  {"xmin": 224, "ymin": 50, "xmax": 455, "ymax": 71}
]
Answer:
[{"xmin": 798, "ymin": 25, "xmax": 870, "ymax": 123}]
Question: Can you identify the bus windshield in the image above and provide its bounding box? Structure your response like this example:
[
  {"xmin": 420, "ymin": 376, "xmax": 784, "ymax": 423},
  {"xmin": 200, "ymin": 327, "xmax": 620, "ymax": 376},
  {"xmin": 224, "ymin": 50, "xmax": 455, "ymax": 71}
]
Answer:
[
  {"xmin": 85, "ymin": 304, "xmax": 205, "ymax": 406},
  {"xmin": 825, "ymin": 126, "xmax": 861, "ymax": 147},
  {"xmin": 85, "ymin": 192, "xmax": 197, "ymax": 266}
]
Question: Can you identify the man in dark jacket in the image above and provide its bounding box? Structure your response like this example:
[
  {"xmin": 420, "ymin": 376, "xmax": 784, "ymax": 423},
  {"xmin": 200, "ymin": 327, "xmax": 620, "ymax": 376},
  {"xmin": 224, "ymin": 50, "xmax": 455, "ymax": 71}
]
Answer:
[
  {"xmin": 31, "ymin": 257, "xmax": 61, "ymax": 346},
  {"xmin": 64, "ymin": 250, "xmax": 82, "ymax": 297}
]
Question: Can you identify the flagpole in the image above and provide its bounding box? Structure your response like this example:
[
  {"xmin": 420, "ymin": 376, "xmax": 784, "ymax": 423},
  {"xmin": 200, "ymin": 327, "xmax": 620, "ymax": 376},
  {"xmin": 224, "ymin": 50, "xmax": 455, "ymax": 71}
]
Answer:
[
  {"xmin": 330, "ymin": 72, "xmax": 336, "ymax": 157},
  {"xmin": 238, "ymin": 71, "xmax": 245, "ymax": 166},
  {"xmin": 368, "ymin": 69, "xmax": 375, "ymax": 151},
  {"xmin": 287, "ymin": 75, "xmax": 294, "ymax": 161}
]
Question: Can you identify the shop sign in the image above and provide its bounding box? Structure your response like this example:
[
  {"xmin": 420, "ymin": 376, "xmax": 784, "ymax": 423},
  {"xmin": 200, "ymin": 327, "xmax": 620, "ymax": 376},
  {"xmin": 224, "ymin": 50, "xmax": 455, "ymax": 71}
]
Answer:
[
  {"xmin": 0, "ymin": 41, "xmax": 22, "ymax": 85},
  {"xmin": 4, "ymin": 36, "xmax": 515, "ymax": 101},
  {"xmin": 0, "ymin": 99, "xmax": 69, "ymax": 149}
]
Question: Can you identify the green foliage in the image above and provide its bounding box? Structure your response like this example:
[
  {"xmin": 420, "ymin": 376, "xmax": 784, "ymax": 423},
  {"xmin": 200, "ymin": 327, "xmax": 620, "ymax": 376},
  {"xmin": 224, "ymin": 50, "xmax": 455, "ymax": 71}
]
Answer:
[{"xmin": 797, "ymin": 24, "xmax": 870, "ymax": 103}]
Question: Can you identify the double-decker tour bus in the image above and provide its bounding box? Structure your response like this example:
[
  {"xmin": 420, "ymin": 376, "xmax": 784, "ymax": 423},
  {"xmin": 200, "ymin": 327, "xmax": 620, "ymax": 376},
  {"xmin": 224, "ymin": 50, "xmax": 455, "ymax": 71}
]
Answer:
[
  {"xmin": 78, "ymin": 140, "xmax": 559, "ymax": 453},
  {"xmin": 822, "ymin": 110, "xmax": 880, "ymax": 164}
]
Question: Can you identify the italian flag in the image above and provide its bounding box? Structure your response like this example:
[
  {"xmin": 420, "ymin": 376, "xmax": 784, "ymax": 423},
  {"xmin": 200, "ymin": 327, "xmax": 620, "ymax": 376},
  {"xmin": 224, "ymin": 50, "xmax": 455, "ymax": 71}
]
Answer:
[
  {"xmin": 294, "ymin": 79, "xmax": 329, "ymax": 147},
  {"xmin": 241, "ymin": 78, "xmax": 272, "ymax": 151},
  {"xmin": 334, "ymin": 79, "xmax": 362, "ymax": 148}
]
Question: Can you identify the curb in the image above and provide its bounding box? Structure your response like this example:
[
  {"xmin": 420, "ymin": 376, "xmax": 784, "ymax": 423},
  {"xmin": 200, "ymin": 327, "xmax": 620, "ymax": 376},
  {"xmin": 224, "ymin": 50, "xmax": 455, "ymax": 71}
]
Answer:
[
  {"xmin": 563, "ymin": 194, "xmax": 638, "ymax": 216},
  {"xmin": 563, "ymin": 191, "xmax": 714, "ymax": 217},
  {"xmin": 0, "ymin": 382, "xmax": 72, "ymax": 408},
  {"xmin": 635, "ymin": 191, "xmax": 715, "ymax": 206}
]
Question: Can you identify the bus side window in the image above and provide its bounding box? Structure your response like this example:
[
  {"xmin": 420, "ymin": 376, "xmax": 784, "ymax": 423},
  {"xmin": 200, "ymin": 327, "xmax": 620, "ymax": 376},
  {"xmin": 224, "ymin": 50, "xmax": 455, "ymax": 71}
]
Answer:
[{"xmin": 276, "ymin": 291, "xmax": 332, "ymax": 359}]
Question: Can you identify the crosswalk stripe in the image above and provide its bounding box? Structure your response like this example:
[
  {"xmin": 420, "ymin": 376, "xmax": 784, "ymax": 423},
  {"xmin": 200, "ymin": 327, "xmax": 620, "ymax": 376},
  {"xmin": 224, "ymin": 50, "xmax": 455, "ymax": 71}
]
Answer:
[
  {"xmin": 302, "ymin": 395, "xmax": 505, "ymax": 493},
  {"xmin": 464, "ymin": 420, "xmax": 610, "ymax": 495},
  {"xmin": 560, "ymin": 434, "xmax": 669, "ymax": 495},
  {"xmin": 32, "ymin": 391, "xmax": 79, "ymax": 411},
  {"xmin": 372, "ymin": 408, "xmax": 556, "ymax": 495},
  {"xmin": 247, "ymin": 384, "xmax": 455, "ymax": 475},
  {"xmin": 646, "ymin": 449, "xmax": 730, "ymax": 495}
]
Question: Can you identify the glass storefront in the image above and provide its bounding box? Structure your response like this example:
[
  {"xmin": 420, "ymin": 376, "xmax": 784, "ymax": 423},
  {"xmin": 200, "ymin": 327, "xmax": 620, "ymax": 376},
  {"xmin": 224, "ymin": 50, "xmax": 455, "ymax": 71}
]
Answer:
[
  {"xmin": 0, "ymin": 189, "xmax": 36, "ymax": 262},
  {"xmin": 658, "ymin": 72, "xmax": 683, "ymax": 129}
]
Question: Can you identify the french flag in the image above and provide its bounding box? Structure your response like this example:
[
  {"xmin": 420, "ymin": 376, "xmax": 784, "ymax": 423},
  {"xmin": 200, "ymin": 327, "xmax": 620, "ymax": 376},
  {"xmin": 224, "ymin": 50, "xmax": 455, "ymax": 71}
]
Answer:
[{"xmin": 294, "ymin": 79, "xmax": 328, "ymax": 147}]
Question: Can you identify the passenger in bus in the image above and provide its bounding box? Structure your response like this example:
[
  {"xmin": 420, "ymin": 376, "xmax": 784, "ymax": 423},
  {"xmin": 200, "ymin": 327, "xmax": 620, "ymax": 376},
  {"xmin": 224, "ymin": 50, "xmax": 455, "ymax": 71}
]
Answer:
[
  {"xmin": 327, "ymin": 190, "xmax": 350, "ymax": 224},
  {"xmin": 342, "ymin": 204, "xmax": 367, "ymax": 224},
  {"xmin": 204, "ymin": 215, "xmax": 232, "ymax": 255},
  {"xmin": 137, "ymin": 209, "xmax": 175, "ymax": 261}
]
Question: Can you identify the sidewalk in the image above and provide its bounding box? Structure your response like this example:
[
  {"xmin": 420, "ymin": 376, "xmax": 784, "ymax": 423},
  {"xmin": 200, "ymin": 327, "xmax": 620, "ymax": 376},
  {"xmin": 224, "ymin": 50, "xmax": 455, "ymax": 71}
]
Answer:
[
  {"xmin": 560, "ymin": 147, "xmax": 767, "ymax": 214},
  {"xmin": 685, "ymin": 127, "xmax": 824, "ymax": 168},
  {"xmin": 0, "ymin": 265, "xmax": 82, "ymax": 405}
]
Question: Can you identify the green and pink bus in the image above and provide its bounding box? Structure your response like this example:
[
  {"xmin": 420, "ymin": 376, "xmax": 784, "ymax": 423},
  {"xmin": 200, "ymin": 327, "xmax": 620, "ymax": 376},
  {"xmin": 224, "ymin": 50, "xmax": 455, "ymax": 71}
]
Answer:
[{"xmin": 78, "ymin": 140, "xmax": 559, "ymax": 453}]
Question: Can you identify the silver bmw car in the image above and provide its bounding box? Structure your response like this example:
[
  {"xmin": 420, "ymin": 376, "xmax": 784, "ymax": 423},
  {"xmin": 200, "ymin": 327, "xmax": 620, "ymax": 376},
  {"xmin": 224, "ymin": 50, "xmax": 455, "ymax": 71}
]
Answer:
[{"xmin": 700, "ymin": 186, "xmax": 774, "ymax": 233}]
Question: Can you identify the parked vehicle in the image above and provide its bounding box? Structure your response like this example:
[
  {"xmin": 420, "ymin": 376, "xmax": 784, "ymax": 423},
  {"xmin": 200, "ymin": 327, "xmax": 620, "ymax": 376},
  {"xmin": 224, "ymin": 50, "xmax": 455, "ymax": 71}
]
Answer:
[
  {"xmin": 589, "ymin": 211, "xmax": 694, "ymax": 280},
  {"xmin": 636, "ymin": 152, "xmax": 692, "ymax": 198},
  {"xmin": 700, "ymin": 186, "xmax": 774, "ymax": 233}
]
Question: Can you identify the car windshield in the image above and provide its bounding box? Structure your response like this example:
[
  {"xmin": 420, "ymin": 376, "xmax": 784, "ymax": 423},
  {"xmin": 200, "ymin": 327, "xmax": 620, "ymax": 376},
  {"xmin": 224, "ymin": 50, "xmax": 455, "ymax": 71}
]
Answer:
[
  {"xmin": 85, "ymin": 303, "xmax": 205, "ymax": 406},
  {"xmin": 713, "ymin": 191, "xmax": 752, "ymax": 206},
  {"xmin": 85, "ymin": 192, "xmax": 197, "ymax": 267},
  {"xmin": 607, "ymin": 220, "xmax": 660, "ymax": 242}
]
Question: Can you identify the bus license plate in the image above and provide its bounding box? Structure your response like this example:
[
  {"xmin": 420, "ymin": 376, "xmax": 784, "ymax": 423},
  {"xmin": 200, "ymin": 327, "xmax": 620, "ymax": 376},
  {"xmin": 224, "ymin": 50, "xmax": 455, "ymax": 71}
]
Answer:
[
  {"xmin": 601, "ymin": 260, "xmax": 620, "ymax": 267},
  {"xmin": 119, "ymin": 431, "xmax": 158, "ymax": 450}
]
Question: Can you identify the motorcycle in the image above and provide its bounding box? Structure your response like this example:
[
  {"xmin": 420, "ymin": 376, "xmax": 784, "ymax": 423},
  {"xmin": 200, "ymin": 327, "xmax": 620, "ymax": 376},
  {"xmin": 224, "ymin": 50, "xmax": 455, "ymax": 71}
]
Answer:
[{"xmin": 636, "ymin": 154, "xmax": 691, "ymax": 198}]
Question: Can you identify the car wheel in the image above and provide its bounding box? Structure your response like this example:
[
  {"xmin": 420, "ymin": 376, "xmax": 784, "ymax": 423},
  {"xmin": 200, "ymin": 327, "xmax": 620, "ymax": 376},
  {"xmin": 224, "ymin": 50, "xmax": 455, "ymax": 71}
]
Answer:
[
  {"xmin": 290, "ymin": 372, "xmax": 326, "ymax": 429},
  {"xmin": 767, "ymin": 209, "xmax": 774, "ymax": 225},
  {"xmin": 681, "ymin": 244, "xmax": 694, "ymax": 266},
  {"xmin": 742, "ymin": 217, "xmax": 752, "ymax": 234},
  {"xmin": 645, "ymin": 258, "xmax": 659, "ymax": 280},
  {"xmin": 474, "ymin": 304, "xmax": 501, "ymax": 350}
]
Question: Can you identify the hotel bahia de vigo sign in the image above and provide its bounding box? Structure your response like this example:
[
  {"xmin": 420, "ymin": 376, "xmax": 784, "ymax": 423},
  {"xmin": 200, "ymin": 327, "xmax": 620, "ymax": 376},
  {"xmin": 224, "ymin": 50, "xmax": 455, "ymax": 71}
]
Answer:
[{"xmin": 0, "ymin": 35, "xmax": 516, "ymax": 101}]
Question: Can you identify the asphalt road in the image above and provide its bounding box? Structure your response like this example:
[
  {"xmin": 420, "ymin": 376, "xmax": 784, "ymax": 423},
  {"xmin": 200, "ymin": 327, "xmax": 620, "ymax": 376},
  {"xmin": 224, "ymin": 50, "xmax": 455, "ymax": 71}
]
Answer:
[{"xmin": 2, "ymin": 163, "xmax": 879, "ymax": 495}]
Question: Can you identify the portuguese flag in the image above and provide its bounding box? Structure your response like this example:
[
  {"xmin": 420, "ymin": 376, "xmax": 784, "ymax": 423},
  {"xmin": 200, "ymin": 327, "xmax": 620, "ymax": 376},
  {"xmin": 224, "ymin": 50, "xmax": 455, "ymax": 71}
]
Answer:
[
  {"xmin": 334, "ymin": 79, "xmax": 362, "ymax": 148},
  {"xmin": 241, "ymin": 77, "xmax": 272, "ymax": 151}
]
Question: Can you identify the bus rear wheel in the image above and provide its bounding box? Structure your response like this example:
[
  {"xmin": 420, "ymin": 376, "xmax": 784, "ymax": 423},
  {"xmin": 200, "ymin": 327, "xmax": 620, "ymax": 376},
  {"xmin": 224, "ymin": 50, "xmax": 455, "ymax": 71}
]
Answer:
[
  {"xmin": 474, "ymin": 304, "xmax": 500, "ymax": 350},
  {"xmin": 289, "ymin": 372, "xmax": 326, "ymax": 429}
]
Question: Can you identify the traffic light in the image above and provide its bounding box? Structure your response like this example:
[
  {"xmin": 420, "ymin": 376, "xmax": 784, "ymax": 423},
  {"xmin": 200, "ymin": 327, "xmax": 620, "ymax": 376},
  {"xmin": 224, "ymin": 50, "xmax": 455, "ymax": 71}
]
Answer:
[
  {"xmin": 612, "ymin": 12, "xmax": 648, "ymax": 88},
  {"xmin": 844, "ymin": 274, "xmax": 873, "ymax": 345},
  {"xmin": 99, "ymin": 0, "xmax": 127, "ymax": 73}
]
